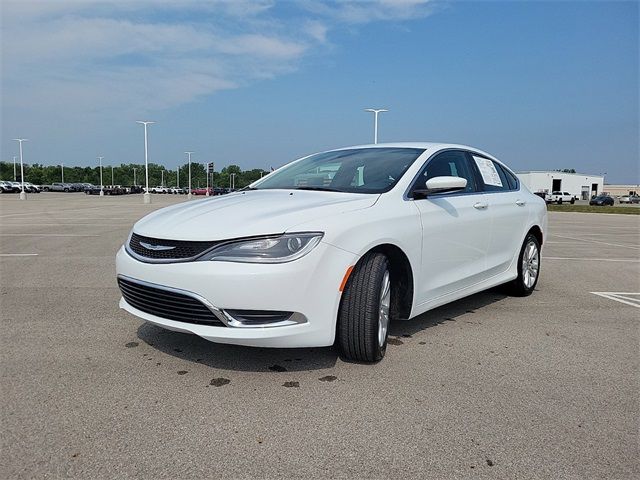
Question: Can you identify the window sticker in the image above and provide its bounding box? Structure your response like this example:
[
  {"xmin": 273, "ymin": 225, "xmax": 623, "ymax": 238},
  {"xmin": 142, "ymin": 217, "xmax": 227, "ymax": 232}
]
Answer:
[{"xmin": 473, "ymin": 156, "xmax": 503, "ymax": 187}]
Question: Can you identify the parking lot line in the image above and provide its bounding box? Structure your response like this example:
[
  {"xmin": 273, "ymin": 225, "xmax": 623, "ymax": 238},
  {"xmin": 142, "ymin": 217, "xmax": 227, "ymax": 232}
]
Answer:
[
  {"xmin": 543, "ymin": 257, "xmax": 640, "ymax": 262},
  {"xmin": 591, "ymin": 292, "xmax": 640, "ymax": 308},
  {"xmin": 0, "ymin": 233, "xmax": 100, "ymax": 237},
  {"xmin": 551, "ymin": 234, "xmax": 640, "ymax": 250},
  {"xmin": 0, "ymin": 253, "xmax": 39, "ymax": 257}
]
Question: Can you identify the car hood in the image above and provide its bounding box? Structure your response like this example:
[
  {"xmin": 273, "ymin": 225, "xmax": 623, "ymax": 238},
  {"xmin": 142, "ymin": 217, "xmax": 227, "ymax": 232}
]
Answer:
[{"xmin": 133, "ymin": 190, "xmax": 379, "ymax": 241}]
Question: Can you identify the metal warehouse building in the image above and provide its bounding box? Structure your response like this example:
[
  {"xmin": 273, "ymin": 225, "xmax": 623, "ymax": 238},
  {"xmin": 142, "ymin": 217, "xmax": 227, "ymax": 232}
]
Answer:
[{"xmin": 516, "ymin": 171, "xmax": 604, "ymax": 200}]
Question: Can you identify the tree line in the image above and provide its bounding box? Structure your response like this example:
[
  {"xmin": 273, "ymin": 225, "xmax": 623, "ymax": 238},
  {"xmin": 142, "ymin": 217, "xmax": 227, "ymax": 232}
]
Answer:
[{"xmin": 0, "ymin": 162, "xmax": 269, "ymax": 189}]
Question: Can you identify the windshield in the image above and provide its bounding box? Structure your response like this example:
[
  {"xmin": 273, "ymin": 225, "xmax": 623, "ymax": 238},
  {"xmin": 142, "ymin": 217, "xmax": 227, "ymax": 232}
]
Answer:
[{"xmin": 251, "ymin": 147, "xmax": 425, "ymax": 194}]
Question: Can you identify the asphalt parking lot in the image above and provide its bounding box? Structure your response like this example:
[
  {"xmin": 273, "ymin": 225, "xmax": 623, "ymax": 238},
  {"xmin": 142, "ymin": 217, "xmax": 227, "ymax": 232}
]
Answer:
[{"xmin": 1, "ymin": 193, "xmax": 638, "ymax": 479}]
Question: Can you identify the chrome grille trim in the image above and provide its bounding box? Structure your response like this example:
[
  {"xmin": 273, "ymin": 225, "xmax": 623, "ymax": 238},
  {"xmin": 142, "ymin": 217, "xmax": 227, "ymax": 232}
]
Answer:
[
  {"xmin": 117, "ymin": 275, "xmax": 228, "ymax": 327},
  {"xmin": 126, "ymin": 232, "xmax": 220, "ymax": 264}
]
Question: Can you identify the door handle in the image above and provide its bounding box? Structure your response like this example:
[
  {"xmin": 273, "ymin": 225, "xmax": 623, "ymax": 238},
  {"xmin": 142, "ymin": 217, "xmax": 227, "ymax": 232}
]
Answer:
[
  {"xmin": 473, "ymin": 202, "xmax": 488, "ymax": 210},
  {"xmin": 515, "ymin": 200, "xmax": 526, "ymax": 206}
]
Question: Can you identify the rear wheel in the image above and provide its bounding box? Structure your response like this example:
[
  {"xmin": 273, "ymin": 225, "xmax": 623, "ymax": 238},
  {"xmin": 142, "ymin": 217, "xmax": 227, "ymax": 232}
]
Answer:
[
  {"xmin": 505, "ymin": 233, "xmax": 540, "ymax": 297},
  {"xmin": 570, "ymin": 199, "xmax": 575, "ymax": 204},
  {"xmin": 337, "ymin": 252, "xmax": 391, "ymax": 363}
]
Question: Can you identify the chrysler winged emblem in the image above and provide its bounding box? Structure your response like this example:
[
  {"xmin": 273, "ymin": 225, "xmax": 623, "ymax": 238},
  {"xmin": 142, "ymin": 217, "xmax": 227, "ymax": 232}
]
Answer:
[{"xmin": 140, "ymin": 241, "xmax": 176, "ymax": 251}]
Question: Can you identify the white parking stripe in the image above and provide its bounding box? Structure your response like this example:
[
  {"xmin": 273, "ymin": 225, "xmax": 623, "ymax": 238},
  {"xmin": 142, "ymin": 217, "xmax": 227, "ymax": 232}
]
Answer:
[
  {"xmin": 591, "ymin": 292, "xmax": 640, "ymax": 308},
  {"xmin": 0, "ymin": 234, "xmax": 99, "ymax": 237},
  {"xmin": 551, "ymin": 234, "xmax": 640, "ymax": 250},
  {"xmin": 0, "ymin": 254, "xmax": 39, "ymax": 257},
  {"xmin": 544, "ymin": 257, "xmax": 640, "ymax": 262}
]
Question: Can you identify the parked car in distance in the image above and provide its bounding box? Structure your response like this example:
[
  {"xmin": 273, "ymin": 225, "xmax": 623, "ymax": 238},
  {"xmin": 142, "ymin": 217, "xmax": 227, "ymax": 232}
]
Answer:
[
  {"xmin": 549, "ymin": 191, "xmax": 576, "ymax": 204},
  {"xmin": 42, "ymin": 182, "xmax": 74, "ymax": 192},
  {"xmin": 150, "ymin": 186, "xmax": 169, "ymax": 194},
  {"xmin": 191, "ymin": 187, "xmax": 213, "ymax": 195},
  {"xmin": 0, "ymin": 180, "xmax": 20, "ymax": 192},
  {"xmin": 589, "ymin": 195, "xmax": 615, "ymax": 206},
  {"xmin": 170, "ymin": 187, "xmax": 186, "ymax": 194},
  {"xmin": 117, "ymin": 142, "xmax": 548, "ymax": 363},
  {"xmin": 619, "ymin": 194, "xmax": 640, "ymax": 204},
  {"xmin": 23, "ymin": 182, "xmax": 41, "ymax": 193}
]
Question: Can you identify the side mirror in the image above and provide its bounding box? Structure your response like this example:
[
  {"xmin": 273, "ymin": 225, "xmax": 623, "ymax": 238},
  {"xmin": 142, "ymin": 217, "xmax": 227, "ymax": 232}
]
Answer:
[{"xmin": 412, "ymin": 176, "xmax": 467, "ymax": 199}]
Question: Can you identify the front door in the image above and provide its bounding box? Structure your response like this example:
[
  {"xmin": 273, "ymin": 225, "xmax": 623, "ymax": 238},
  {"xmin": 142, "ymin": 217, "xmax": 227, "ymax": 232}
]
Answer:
[{"xmin": 411, "ymin": 150, "xmax": 491, "ymax": 305}]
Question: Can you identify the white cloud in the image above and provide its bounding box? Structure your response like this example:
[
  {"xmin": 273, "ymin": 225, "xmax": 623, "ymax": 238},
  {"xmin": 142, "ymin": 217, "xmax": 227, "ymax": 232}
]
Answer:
[{"xmin": 1, "ymin": 0, "xmax": 436, "ymax": 117}]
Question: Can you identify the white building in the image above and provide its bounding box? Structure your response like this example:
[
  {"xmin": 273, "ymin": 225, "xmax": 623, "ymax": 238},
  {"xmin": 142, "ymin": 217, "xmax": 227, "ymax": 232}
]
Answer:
[{"xmin": 516, "ymin": 171, "xmax": 604, "ymax": 200}]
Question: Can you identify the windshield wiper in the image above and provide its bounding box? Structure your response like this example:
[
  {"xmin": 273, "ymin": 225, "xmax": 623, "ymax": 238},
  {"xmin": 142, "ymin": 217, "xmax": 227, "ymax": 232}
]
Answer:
[{"xmin": 295, "ymin": 186, "xmax": 341, "ymax": 192}]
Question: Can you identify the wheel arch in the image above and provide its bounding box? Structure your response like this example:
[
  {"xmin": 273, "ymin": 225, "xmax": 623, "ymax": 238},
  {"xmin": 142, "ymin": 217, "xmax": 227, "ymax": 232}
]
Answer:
[
  {"xmin": 365, "ymin": 243, "xmax": 414, "ymax": 320},
  {"xmin": 528, "ymin": 225, "xmax": 543, "ymax": 246}
]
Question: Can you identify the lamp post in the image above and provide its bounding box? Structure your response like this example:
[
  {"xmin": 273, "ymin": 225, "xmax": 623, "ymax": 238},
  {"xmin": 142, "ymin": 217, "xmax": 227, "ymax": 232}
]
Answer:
[
  {"xmin": 364, "ymin": 108, "xmax": 388, "ymax": 144},
  {"xmin": 229, "ymin": 173, "xmax": 236, "ymax": 190},
  {"xmin": 185, "ymin": 152, "xmax": 194, "ymax": 200},
  {"xmin": 111, "ymin": 165, "xmax": 115, "ymax": 186},
  {"xmin": 205, "ymin": 163, "xmax": 210, "ymax": 196},
  {"xmin": 133, "ymin": 167, "xmax": 137, "ymax": 186},
  {"xmin": 136, "ymin": 120, "xmax": 155, "ymax": 204},
  {"xmin": 98, "ymin": 156, "xmax": 104, "ymax": 196},
  {"xmin": 61, "ymin": 163, "xmax": 64, "ymax": 183},
  {"xmin": 176, "ymin": 166, "xmax": 179, "ymax": 189},
  {"xmin": 12, "ymin": 139, "xmax": 28, "ymax": 200},
  {"xmin": 13, "ymin": 156, "xmax": 17, "ymax": 181}
]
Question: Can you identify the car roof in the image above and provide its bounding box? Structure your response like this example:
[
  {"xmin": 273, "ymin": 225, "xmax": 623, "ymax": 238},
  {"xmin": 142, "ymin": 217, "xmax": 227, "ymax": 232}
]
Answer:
[{"xmin": 327, "ymin": 142, "xmax": 499, "ymax": 161}]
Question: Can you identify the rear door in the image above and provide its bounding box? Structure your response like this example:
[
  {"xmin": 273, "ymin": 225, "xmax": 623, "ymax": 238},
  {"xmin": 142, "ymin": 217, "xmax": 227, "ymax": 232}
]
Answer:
[
  {"xmin": 470, "ymin": 154, "xmax": 530, "ymax": 276},
  {"xmin": 411, "ymin": 150, "xmax": 491, "ymax": 304}
]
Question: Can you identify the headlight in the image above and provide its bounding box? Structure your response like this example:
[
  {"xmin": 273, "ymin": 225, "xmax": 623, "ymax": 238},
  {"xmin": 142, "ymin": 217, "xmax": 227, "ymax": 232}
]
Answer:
[{"xmin": 200, "ymin": 232, "xmax": 323, "ymax": 263}]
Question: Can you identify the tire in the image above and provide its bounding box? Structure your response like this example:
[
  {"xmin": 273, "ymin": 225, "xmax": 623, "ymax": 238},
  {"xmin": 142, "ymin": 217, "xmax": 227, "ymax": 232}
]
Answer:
[
  {"xmin": 505, "ymin": 233, "xmax": 541, "ymax": 297},
  {"xmin": 337, "ymin": 252, "xmax": 391, "ymax": 362},
  {"xmin": 557, "ymin": 199, "xmax": 562, "ymax": 205},
  {"xmin": 64, "ymin": 188, "xmax": 69, "ymax": 192},
  {"xmin": 44, "ymin": 187, "xmax": 49, "ymax": 192},
  {"xmin": 570, "ymin": 199, "xmax": 575, "ymax": 204}
]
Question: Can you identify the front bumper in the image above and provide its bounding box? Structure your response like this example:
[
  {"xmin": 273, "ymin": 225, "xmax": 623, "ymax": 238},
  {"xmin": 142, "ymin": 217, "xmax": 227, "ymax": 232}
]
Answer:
[{"xmin": 115, "ymin": 241, "xmax": 356, "ymax": 348}]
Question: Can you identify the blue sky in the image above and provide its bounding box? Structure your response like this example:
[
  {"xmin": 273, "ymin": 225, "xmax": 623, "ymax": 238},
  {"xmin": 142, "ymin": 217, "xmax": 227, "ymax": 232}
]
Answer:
[{"xmin": 1, "ymin": 0, "xmax": 638, "ymax": 183}]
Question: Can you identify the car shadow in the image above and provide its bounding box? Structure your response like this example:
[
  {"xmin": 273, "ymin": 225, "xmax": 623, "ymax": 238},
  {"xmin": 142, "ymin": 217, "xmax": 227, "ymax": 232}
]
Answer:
[
  {"xmin": 136, "ymin": 322, "xmax": 339, "ymax": 372},
  {"xmin": 389, "ymin": 287, "xmax": 508, "ymax": 337},
  {"xmin": 136, "ymin": 287, "xmax": 508, "ymax": 372}
]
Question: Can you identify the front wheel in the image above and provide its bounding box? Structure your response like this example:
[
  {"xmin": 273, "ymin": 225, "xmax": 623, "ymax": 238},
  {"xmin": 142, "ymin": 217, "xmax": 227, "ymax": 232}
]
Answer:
[
  {"xmin": 337, "ymin": 252, "xmax": 391, "ymax": 362},
  {"xmin": 570, "ymin": 199, "xmax": 575, "ymax": 204},
  {"xmin": 505, "ymin": 233, "xmax": 541, "ymax": 297}
]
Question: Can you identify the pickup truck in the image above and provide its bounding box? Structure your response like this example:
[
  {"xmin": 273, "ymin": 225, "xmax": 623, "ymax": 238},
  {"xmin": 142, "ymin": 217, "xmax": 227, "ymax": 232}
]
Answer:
[
  {"xmin": 548, "ymin": 191, "xmax": 576, "ymax": 204},
  {"xmin": 42, "ymin": 183, "xmax": 74, "ymax": 192},
  {"xmin": 150, "ymin": 186, "xmax": 169, "ymax": 194}
]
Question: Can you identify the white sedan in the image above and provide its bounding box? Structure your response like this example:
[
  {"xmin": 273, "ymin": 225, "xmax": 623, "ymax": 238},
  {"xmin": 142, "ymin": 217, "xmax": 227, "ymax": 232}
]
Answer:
[{"xmin": 116, "ymin": 143, "xmax": 547, "ymax": 362}]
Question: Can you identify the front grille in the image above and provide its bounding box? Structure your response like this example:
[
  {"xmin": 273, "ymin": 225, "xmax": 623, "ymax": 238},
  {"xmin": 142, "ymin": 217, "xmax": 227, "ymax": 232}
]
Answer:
[
  {"xmin": 128, "ymin": 232, "xmax": 218, "ymax": 261},
  {"xmin": 118, "ymin": 277, "xmax": 226, "ymax": 327}
]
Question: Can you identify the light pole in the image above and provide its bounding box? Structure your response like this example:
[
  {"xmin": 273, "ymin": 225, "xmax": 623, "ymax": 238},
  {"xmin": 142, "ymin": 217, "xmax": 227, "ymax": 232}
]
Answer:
[
  {"xmin": 111, "ymin": 165, "xmax": 115, "ymax": 186},
  {"xmin": 229, "ymin": 173, "xmax": 236, "ymax": 190},
  {"xmin": 136, "ymin": 120, "xmax": 155, "ymax": 204},
  {"xmin": 13, "ymin": 156, "xmax": 17, "ymax": 181},
  {"xmin": 364, "ymin": 108, "xmax": 388, "ymax": 144},
  {"xmin": 205, "ymin": 163, "xmax": 212, "ymax": 196},
  {"xmin": 12, "ymin": 139, "xmax": 28, "ymax": 200},
  {"xmin": 61, "ymin": 163, "xmax": 64, "ymax": 183},
  {"xmin": 133, "ymin": 167, "xmax": 137, "ymax": 186},
  {"xmin": 161, "ymin": 168, "xmax": 164, "ymax": 186},
  {"xmin": 98, "ymin": 156, "xmax": 104, "ymax": 196},
  {"xmin": 176, "ymin": 166, "xmax": 179, "ymax": 189},
  {"xmin": 185, "ymin": 152, "xmax": 194, "ymax": 200}
]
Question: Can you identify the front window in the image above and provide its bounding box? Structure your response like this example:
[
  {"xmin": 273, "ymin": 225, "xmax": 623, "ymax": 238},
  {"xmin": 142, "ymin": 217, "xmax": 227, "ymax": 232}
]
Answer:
[{"xmin": 251, "ymin": 147, "xmax": 425, "ymax": 194}]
